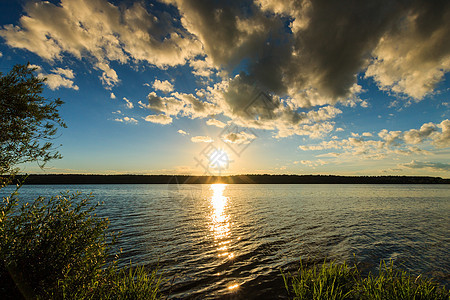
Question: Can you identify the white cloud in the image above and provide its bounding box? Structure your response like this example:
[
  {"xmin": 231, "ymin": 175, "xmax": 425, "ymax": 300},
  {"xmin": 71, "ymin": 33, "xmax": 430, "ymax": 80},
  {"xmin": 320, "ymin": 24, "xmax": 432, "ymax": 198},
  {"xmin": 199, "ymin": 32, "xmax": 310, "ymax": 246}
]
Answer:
[
  {"xmin": 206, "ymin": 74, "xmax": 341, "ymax": 138},
  {"xmin": 28, "ymin": 64, "xmax": 42, "ymax": 72},
  {"xmin": 177, "ymin": 129, "xmax": 188, "ymax": 135},
  {"xmin": 298, "ymin": 120, "xmax": 450, "ymax": 159},
  {"xmin": 401, "ymin": 160, "xmax": 450, "ymax": 172},
  {"xmin": 365, "ymin": 11, "xmax": 450, "ymax": 100},
  {"xmin": 316, "ymin": 152, "xmax": 342, "ymax": 158},
  {"xmin": 144, "ymin": 114, "xmax": 172, "ymax": 125},
  {"xmin": 299, "ymin": 144, "xmax": 326, "ymax": 151},
  {"xmin": 123, "ymin": 97, "xmax": 134, "ymax": 109},
  {"xmin": 139, "ymin": 92, "xmax": 184, "ymax": 115},
  {"xmin": 191, "ymin": 135, "xmax": 213, "ymax": 143},
  {"xmin": 377, "ymin": 120, "xmax": 450, "ymax": 148},
  {"xmin": 50, "ymin": 67, "xmax": 74, "ymax": 79},
  {"xmin": 45, "ymin": 73, "xmax": 79, "ymax": 90},
  {"xmin": 110, "ymin": 92, "xmax": 116, "ymax": 99},
  {"xmin": 222, "ymin": 131, "xmax": 256, "ymax": 144},
  {"xmin": 139, "ymin": 91, "xmax": 220, "ymax": 119},
  {"xmin": 153, "ymin": 79, "xmax": 174, "ymax": 93},
  {"xmin": 206, "ymin": 119, "xmax": 226, "ymax": 128},
  {"xmin": 432, "ymin": 120, "xmax": 450, "ymax": 148},
  {"xmin": 401, "ymin": 123, "xmax": 436, "ymax": 144},
  {"xmin": 172, "ymin": 92, "xmax": 220, "ymax": 118},
  {"xmin": 298, "ymin": 159, "xmax": 328, "ymax": 168},
  {"xmin": 0, "ymin": 0, "xmax": 202, "ymax": 88},
  {"xmin": 30, "ymin": 65, "xmax": 79, "ymax": 90},
  {"xmin": 114, "ymin": 117, "xmax": 138, "ymax": 124},
  {"xmin": 97, "ymin": 62, "xmax": 119, "ymax": 88},
  {"xmin": 337, "ymin": 85, "xmax": 369, "ymax": 108},
  {"xmin": 360, "ymin": 100, "xmax": 369, "ymax": 108},
  {"xmin": 189, "ymin": 57, "xmax": 216, "ymax": 77}
]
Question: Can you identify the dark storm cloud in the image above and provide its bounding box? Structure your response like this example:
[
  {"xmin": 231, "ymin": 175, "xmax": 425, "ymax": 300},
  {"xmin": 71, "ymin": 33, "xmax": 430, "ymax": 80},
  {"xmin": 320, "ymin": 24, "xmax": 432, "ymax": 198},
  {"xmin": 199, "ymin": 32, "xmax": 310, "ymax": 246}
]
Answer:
[
  {"xmin": 166, "ymin": 0, "xmax": 450, "ymax": 105},
  {"xmin": 3, "ymin": 0, "xmax": 449, "ymax": 100},
  {"xmin": 285, "ymin": 0, "xmax": 402, "ymax": 98},
  {"xmin": 163, "ymin": 0, "xmax": 282, "ymax": 66}
]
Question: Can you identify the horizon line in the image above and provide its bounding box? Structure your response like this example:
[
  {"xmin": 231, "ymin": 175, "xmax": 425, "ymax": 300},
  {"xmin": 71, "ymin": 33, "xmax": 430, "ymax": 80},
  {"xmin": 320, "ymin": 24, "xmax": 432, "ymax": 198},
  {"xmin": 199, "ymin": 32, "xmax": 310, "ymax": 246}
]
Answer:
[{"xmin": 12, "ymin": 173, "xmax": 449, "ymax": 179}]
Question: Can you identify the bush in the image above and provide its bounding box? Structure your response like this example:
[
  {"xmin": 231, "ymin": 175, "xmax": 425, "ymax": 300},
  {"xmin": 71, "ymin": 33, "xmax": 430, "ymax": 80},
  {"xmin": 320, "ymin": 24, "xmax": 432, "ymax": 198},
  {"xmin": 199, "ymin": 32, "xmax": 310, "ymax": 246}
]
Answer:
[
  {"xmin": 282, "ymin": 259, "xmax": 449, "ymax": 300},
  {"xmin": 0, "ymin": 187, "xmax": 162, "ymax": 299}
]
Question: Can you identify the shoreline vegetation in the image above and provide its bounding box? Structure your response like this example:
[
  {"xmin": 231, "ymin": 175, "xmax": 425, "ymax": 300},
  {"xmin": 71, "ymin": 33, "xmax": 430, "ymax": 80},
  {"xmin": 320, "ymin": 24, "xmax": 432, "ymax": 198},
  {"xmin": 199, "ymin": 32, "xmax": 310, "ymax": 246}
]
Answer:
[
  {"xmin": 0, "ymin": 187, "xmax": 163, "ymax": 299},
  {"xmin": 282, "ymin": 259, "xmax": 449, "ymax": 299},
  {"xmin": 5, "ymin": 174, "xmax": 450, "ymax": 185}
]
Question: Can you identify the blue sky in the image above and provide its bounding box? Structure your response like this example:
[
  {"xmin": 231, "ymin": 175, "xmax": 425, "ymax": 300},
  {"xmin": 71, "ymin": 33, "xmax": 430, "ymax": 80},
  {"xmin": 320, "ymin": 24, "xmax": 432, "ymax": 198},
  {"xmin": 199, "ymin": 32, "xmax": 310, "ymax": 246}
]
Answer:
[{"xmin": 1, "ymin": 0, "xmax": 449, "ymax": 177}]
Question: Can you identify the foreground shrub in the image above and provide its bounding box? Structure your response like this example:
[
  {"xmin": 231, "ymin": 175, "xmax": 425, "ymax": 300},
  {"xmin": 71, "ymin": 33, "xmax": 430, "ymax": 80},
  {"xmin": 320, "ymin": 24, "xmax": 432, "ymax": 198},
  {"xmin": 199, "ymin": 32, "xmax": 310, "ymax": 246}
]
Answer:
[
  {"xmin": 282, "ymin": 259, "xmax": 449, "ymax": 300},
  {"xmin": 0, "ymin": 187, "xmax": 162, "ymax": 299}
]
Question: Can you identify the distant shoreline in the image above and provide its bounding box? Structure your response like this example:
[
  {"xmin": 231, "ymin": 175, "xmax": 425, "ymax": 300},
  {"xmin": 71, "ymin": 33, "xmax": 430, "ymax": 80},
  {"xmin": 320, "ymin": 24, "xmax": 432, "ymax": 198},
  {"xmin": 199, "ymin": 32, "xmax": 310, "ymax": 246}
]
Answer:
[{"xmin": 6, "ymin": 174, "xmax": 450, "ymax": 184}]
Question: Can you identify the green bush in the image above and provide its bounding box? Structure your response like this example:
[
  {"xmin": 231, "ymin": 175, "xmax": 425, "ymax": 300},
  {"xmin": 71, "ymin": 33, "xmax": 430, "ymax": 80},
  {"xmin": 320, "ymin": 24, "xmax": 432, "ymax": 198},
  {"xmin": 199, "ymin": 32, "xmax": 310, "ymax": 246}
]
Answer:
[
  {"xmin": 282, "ymin": 259, "xmax": 449, "ymax": 300},
  {"xmin": 0, "ymin": 187, "xmax": 162, "ymax": 299}
]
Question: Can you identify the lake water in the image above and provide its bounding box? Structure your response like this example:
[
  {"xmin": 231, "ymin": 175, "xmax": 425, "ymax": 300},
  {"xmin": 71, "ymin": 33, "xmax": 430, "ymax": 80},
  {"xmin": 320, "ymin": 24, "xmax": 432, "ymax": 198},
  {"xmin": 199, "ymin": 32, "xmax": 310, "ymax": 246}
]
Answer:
[{"xmin": 3, "ymin": 184, "xmax": 449, "ymax": 299}]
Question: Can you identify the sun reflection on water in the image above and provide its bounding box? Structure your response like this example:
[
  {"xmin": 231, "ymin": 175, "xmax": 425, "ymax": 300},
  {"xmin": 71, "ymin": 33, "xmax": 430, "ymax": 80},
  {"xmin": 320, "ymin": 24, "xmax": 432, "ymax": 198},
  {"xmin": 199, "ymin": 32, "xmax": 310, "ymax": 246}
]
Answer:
[
  {"xmin": 210, "ymin": 184, "xmax": 233, "ymax": 259},
  {"xmin": 210, "ymin": 184, "xmax": 240, "ymax": 291}
]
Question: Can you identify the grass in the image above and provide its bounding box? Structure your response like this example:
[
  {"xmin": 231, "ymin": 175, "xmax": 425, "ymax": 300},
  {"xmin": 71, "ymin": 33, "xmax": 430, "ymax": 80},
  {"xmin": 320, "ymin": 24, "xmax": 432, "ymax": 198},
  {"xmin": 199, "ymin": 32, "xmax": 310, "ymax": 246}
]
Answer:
[
  {"xmin": 55, "ymin": 264, "xmax": 163, "ymax": 300},
  {"xmin": 282, "ymin": 259, "xmax": 449, "ymax": 300},
  {"xmin": 0, "ymin": 185, "xmax": 163, "ymax": 299}
]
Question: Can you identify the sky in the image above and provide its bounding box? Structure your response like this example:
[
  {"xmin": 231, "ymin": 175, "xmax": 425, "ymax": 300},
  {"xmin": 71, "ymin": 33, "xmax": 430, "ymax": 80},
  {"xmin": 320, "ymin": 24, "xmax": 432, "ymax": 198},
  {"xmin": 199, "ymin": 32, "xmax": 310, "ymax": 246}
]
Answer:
[{"xmin": 0, "ymin": 0, "xmax": 449, "ymax": 177}]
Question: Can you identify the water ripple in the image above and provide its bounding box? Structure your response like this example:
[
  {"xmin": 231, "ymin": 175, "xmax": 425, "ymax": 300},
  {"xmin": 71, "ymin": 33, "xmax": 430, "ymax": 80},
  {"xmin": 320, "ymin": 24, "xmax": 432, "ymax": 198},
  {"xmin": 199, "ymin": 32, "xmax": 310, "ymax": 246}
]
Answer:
[{"xmin": 5, "ymin": 183, "xmax": 449, "ymax": 298}]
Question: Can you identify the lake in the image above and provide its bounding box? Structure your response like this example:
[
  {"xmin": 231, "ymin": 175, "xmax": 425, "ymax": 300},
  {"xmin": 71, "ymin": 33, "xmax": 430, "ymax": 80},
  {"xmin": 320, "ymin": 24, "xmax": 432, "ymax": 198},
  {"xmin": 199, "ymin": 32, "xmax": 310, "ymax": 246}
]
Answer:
[{"xmin": 3, "ymin": 184, "xmax": 449, "ymax": 299}]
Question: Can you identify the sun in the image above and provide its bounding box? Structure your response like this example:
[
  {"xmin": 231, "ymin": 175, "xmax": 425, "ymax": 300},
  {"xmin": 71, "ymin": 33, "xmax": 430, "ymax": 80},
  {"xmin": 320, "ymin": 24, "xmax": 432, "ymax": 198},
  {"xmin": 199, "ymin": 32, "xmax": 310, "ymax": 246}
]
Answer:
[{"xmin": 208, "ymin": 148, "xmax": 230, "ymax": 170}]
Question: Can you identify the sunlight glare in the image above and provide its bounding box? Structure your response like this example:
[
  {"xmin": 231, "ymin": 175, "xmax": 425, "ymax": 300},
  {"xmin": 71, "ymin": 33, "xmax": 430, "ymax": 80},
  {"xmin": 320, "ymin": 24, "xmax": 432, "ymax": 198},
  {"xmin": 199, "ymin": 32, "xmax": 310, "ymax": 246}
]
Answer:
[
  {"xmin": 211, "ymin": 184, "xmax": 227, "ymax": 222},
  {"xmin": 209, "ymin": 184, "xmax": 235, "ymax": 259},
  {"xmin": 208, "ymin": 149, "xmax": 230, "ymax": 170}
]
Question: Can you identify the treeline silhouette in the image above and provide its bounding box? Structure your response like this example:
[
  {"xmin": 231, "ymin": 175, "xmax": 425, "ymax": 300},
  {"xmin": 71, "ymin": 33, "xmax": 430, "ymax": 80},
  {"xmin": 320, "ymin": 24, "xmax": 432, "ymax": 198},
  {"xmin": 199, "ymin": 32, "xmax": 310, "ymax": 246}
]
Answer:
[{"xmin": 7, "ymin": 174, "xmax": 450, "ymax": 185}]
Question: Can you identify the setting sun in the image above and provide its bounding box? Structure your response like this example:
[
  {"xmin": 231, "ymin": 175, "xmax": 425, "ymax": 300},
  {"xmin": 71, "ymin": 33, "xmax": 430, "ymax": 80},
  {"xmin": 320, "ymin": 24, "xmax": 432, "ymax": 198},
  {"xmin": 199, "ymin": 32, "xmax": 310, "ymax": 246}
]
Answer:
[{"xmin": 208, "ymin": 149, "xmax": 230, "ymax": 171}]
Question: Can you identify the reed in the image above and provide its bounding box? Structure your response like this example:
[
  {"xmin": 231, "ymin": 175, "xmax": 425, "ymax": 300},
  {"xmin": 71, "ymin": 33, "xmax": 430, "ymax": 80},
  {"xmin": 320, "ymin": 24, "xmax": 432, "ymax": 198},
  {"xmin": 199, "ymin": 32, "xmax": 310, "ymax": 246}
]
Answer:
[{"xmin": 282, "ymin": 259, "xmax": 449, "ymax": 300}]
